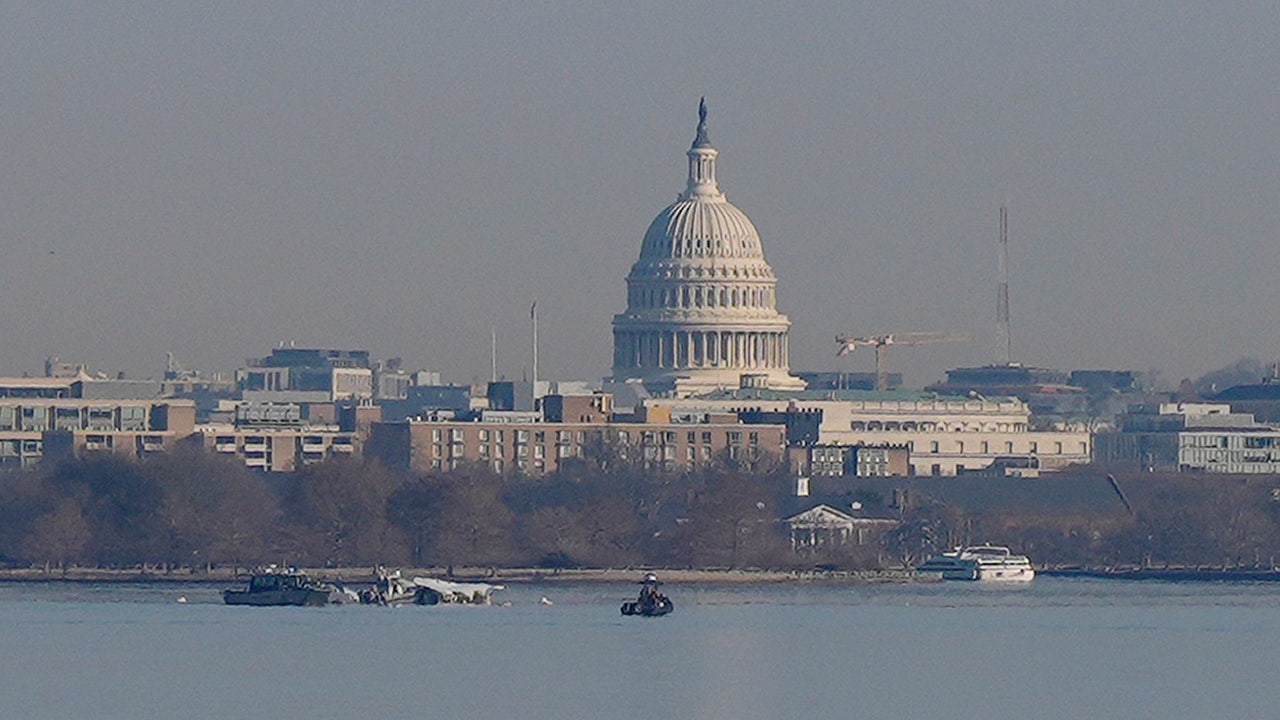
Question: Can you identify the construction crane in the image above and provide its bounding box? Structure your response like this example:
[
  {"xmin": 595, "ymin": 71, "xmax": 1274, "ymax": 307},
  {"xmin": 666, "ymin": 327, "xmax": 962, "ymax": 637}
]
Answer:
[{"xmin": 835, "ymin": 332, "xmax": 970, "ymax": 391}]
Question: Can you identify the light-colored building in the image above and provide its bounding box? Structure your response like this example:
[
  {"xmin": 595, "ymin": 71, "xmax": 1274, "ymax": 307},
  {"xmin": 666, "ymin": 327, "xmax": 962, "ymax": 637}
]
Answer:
[
  {"xmin": 366, "ymin": 417, "xmax": 787, "ymax": 476},
  {"xmin": 1, "ymin": 399, "xmax": 197, "ymax": 466},
  {"xmin": 1095, "ymin": 403, "xmax": 1280, "ymax": 473},
  {"xmin": 610, "ymin": 100, "xmax": 804, "ymax": 397},
  {"xmin": 191, "ymin": 424, "xmax": 358, "ymax": 472},
  {"xmin": 784, "ymin": 504, "xmax": 899, "ymax": 551},
  {"xmin": 187, "ymin": 399, "xmax": 378, "ymax": 473},
  {"xmin": 799, "ymin": 444, "xmax": 911, "ymax": 478},
  {"xmin": 650, "ymin": 388, "xmax": 1091, "ymax": 476}
]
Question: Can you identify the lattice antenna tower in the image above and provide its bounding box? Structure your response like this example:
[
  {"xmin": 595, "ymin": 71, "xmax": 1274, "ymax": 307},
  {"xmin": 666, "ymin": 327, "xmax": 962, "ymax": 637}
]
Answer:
[{"xmin": 995, "ymin": 207, "xmax": 1011, "ymax": 366}]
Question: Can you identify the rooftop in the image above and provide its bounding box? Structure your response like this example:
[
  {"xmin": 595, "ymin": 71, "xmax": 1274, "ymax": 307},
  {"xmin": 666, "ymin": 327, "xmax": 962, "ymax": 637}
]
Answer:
[{"xmin": 687, "ymin": 387, "xmax": 1021, "ymax": 404}]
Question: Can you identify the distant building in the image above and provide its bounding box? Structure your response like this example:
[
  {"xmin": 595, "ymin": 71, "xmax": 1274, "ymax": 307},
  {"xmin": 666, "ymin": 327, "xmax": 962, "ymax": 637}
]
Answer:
[
  {"xmin": 936, "ymin": 364, "xmax": 1069, "ymax": 390},
  {"xmin": 783, "ymin": 504, "xmax": 899, "ymax": 551},
  {"xmin": 16, "ymin": 399, "xmax": 197, "ymax": 466},
  {"xmin": 928, "ymin": 364, "xmax": 1089, "ymax": 418},
  {"xmin": 486, "ymin": 380, "xmax": 550, "ymax": 412},
  {"xmin": 1094, "ymin": 403, "xmax": 1280, "ymax": 473},
  {"xmin": 190, "ymin": 425, "xmax": 358, "ymax": 472},
  {"xmin": 238, "ymin": 347, "xmax": 374, "ymax": 406},
  {"xmin": 0, "ymin": 374, "xmax": 164, "ymax": 401},
  {"xmin": 366, "ymin": 412, "xmax": 786, "ymax": 476},
  {"xmin": 1068, "ymin": 370, "xmax": 1140, "ymax": 394},
  {"xmin": 542, "ymin": 393, "xmax": 613, "ymax": 424},
  {"xmin": 0, "ymin": 378, "xmax": 77, "ymax": 400},
  {"xmin": 795, "ymin": 371, "xmax": 900, "ymax": 392},
  {"xmin": 649, "ymin": 387, "xmax": 1090, "ymax": 476},
  {"xmin": 188, "ymin": 397, "xmax": 376, "ymax": 473},
  {"xmin": 378, "ymin": 385, "xmax": 474, "ymax": 422}
]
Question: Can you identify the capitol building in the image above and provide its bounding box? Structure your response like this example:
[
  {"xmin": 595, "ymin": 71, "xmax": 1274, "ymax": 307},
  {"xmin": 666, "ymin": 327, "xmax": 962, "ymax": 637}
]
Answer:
[{"xmin": 611, "ymin": 101, "xmax": 806, "ymax": 397}]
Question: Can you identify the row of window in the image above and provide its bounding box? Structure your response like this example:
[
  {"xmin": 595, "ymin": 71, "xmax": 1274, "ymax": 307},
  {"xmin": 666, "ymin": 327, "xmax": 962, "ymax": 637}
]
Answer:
[
  {"xmin": 0, "ymin": 439, "xmax": 41, "ymax": 456},
  {"xmin": 426, "ymin": 441, "xmax": 760, "ymax": 474},
  {"xmin": 431, "ymin": 428, "xmax": 584, "ymax": 444},
  {"xmin": 1182, "ymin": 435, "xmax": 1280, "ymax": 449},
  {"xmin": 1181, "ymin": 449, "xmax": 1280, "ymax": 465},
  {"xmin": 0, "ymin": 405, "xmax": 149, "ymax": 432},
  {"xmin": 428, "ymin": 427, "xmax": 761, "ymax": 446},
  {"xmin": 629, "ymin": 284, "xmax": 775, "ymax": 311},
  {"xmin": 851, "ymin": 420, "xmax": 1028, "ymax": 433},
  {"xmin": 917, "ymin": 440, "xmax": 1086, "ymax": 455}
]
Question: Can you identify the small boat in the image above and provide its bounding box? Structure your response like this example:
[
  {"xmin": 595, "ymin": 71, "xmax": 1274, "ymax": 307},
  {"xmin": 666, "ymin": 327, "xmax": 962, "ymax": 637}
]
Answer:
[
  {"xmin": 223, "ymin": 569, "xmax": 341, "ymax": 606},
  {"xmin": 916, "ymin": 545, "xmax": 1035, "ymax": 582},
  {"xmin": 621, "ymin": 573, "xmax": 674, "ymax": 616},
  {"xmin": 621, "ymin": 596, "xmax": 674, "ymax": 616}
]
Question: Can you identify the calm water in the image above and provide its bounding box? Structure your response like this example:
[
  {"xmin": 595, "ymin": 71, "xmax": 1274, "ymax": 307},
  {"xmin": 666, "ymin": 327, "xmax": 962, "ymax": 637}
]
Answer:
[{"xmin": 1, "ymin": 577, "xmax": 1278, "ymax": 719}]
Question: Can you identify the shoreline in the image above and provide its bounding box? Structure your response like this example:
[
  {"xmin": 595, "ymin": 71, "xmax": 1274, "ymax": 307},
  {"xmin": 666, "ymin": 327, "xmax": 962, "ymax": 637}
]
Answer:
[
  {"xmin": 0, "ymin": 566, "xmax": 923, "ymax": 586},
  {"xmin": 9, "ymin": 565, "xmax": 1280, "ymax": 585},
  {"xmin": 1041, "ymin": 567, "xmax": 1280, "ymax": 582}
]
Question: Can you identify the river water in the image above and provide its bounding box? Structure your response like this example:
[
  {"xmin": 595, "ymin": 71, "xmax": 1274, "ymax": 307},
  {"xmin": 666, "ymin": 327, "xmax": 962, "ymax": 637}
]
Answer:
[{"xmin": 1, "ymin": 577, "xmax": 1277, "ymax": 719}]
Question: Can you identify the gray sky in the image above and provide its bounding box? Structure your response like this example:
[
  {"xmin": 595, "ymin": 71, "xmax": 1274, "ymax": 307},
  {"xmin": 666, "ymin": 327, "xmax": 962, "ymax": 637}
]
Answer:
[{"xmin": 2, "ymin": 3, "xmax": 1277, "ymax": 387}]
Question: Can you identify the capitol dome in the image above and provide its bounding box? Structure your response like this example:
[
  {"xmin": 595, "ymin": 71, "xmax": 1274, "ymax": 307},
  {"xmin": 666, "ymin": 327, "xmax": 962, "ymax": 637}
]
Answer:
[{"xmin": 610, "ymin": 100, "xmax": 805, "ymax": 397}]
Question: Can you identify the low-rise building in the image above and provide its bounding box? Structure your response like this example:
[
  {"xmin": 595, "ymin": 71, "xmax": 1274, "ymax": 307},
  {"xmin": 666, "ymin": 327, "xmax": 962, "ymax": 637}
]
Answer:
[
  {"xmin": 185, "ymin": 399, "xmax": 375, "ymax": 472},
  {"xmin": 783, "ymin": 504, "xmax": 899, "ymax": 551},
  {"xmin": 1094, "ymin": 403, "xmax": 1280, "ymax": 473},
  {"xmin": 238, "ymin": 347, "xmax": 375, "ymax": 406},
  {"xmin": 16, "ymin": 400, "xmax": 197, "ymax": 466},
  {"xmin": 648, "ymin": 388, "xmax": 1090, "ymax": 476},
  {"xmin": 366, "ymin": 417, "xmax": 787, "ymax": 475},
  {"xmin": 190, "ymin": 425, "xmax": 358, "ymax": 472}
]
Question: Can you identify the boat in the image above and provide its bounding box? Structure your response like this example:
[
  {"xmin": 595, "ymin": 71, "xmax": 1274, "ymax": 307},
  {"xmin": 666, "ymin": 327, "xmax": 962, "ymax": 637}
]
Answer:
[
  {"xmin": 621, "ymin": 573, "xmax": 674, "ymax": 616},
  {"xmin": 359, "ymin": 568, "xmax": 505, "ymax": 606},
  {"xmin": 916, "ymin": 545, "xmax": 1035, "ymax": 582},
  {"xmin": 223, "ymin": 569, "xmax": 342, "ymax": 606}
]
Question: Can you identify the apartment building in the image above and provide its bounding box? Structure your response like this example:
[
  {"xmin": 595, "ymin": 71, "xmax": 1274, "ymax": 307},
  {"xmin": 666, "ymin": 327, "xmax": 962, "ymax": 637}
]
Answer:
[
  {"xmin": 11, "ymin": 400, "xmax": 197, "ymax": 466},
  {"xmin": 366, "ymin": 414, "xmax": 786, "ymax": 475}
]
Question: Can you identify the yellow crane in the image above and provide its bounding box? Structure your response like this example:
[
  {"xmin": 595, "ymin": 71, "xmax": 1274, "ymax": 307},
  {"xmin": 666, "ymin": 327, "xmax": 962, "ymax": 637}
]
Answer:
[{"xmin": 835, "ymin": 332, "xmax": 970, "ymax": 391}]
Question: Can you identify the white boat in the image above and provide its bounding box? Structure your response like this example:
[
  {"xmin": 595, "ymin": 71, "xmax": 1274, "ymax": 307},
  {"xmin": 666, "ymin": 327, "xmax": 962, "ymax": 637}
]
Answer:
[{"xmin": 916, "ymin": 545, "xmax": 1035, "ymax": 582}]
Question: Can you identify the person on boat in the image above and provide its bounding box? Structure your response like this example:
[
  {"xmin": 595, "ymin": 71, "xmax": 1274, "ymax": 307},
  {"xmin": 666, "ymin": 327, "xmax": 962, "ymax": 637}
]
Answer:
[{"xmin": 638, "ymin": 573, "xmax": 662, "ymax": 609}]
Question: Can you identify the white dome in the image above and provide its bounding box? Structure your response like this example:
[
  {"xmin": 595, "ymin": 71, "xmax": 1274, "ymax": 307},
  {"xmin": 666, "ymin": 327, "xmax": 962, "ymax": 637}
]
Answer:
[{"xmin": 638, "ymin": 197, "xmax": 766, "ymax": 262}]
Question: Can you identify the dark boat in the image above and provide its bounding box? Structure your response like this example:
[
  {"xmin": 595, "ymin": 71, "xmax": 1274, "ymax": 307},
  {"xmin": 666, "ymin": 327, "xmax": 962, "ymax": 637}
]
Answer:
[
  {"xmin": 621, "ymin": 573, "xmax": 674, "ymax": 617},
  {"xmin": 621, "ymin": 596, "xmax": 674, "ymax": 616},
  {"xmin": 223, "ymin": 570, "xmax": 337, "ymax": 607}
]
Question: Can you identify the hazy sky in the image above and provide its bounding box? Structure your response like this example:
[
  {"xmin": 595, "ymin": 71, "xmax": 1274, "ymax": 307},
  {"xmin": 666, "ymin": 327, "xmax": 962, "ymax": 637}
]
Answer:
[{"xmin": 2, "ymin": 3, "xmax": 1278, "ymax": 387}]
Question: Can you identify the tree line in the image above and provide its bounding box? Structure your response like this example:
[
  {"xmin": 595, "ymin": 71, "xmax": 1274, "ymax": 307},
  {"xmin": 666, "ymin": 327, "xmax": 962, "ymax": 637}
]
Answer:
[
  {"xmin": 4, "ymin": 446, "xmax": 1280, "ymax": 572},
  {"xmin": 0, "ymin": 445, "xmax": 797, "ymax": 572},
  {"xmin": 868, "ymin": 469, "xmax": 1280, "ymax": 571}
]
